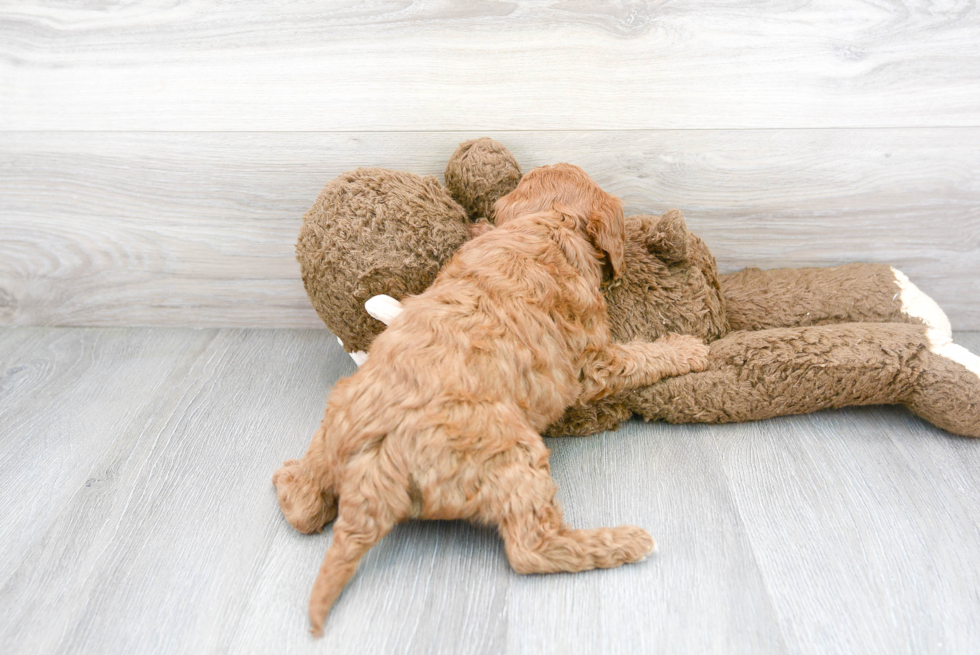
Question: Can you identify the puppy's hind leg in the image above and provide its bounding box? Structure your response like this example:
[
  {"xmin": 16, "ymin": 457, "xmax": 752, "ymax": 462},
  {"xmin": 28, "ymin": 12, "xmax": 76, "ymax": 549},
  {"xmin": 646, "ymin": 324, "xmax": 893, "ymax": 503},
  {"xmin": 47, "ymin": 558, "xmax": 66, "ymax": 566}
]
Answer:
[
  {"xmin": 488, "ymin": 437, "xmax": 654, "ymax": 574},
  {"xmin": 273, "ymin": 415, "xmax": 337, "ymax": 533}
]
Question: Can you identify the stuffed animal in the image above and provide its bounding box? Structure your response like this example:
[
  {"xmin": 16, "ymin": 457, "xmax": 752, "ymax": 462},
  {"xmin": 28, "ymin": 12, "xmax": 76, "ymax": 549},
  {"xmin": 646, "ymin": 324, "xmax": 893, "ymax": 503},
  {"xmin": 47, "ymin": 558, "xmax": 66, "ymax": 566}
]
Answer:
[
  {"xmin": 296, "ymin": 138, "xmax": 522, "ymax": 363},
  {"xmin": 297, "ymin": 139, "xmax": 980, "ymax": 438}
]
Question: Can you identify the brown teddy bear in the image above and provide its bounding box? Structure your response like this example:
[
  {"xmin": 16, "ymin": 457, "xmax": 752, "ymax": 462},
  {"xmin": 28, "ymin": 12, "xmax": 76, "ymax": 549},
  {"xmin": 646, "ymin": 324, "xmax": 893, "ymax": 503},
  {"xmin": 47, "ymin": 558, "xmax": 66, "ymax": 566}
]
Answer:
[{"xmin": 297, "ymin": 139, "xmax": 980, "ymax": 438}]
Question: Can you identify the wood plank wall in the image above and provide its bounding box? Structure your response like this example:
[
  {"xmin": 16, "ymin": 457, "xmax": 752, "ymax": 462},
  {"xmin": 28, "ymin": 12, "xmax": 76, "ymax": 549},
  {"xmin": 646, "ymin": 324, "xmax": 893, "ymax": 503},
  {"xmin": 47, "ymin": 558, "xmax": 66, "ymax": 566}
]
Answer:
[{"xmin": 1, "ymin": 1, "xmax": 978, "ymax": 328}]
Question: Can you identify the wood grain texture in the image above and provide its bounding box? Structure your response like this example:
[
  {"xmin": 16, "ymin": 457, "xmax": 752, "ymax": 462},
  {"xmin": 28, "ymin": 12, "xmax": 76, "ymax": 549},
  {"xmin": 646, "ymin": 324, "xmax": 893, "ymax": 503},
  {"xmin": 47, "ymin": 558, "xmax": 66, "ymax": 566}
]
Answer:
[
  {"xmin": 2, "ymin": 129, "xmax": 978, "ymax": 329},
  {"xmin": 2, "ymin": 1, "xmax": 979, "ymax": 131},
  {"xmin": 2, "ymin": 327, "xmax": 980, "ymax": 654},
  {"xmin": 0, "ymin": 328, "xmax": 214, "ymax": 587},
  {"xmin": 709, "ymin": 339, "xmax": 980, "ymax": 653},
  {"xmin": 507, "ymin": 422, "xmax": 787, "ymax": 655}
]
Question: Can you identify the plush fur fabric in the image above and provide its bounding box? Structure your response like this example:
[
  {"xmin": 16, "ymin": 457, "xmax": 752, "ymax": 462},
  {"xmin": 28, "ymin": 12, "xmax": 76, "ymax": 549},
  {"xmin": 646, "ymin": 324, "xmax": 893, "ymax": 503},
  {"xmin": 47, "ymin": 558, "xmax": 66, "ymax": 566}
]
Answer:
[
  {"xmin": 627, "ymin": 322, "xmax": 935, "ymax": 422},
  {"xmin": 604, "ymin": 210, "xmax": 729, "ymax": 344},
  {"xmin": 554, "ymin": 227, "xmax": 980, "ymax": 438},
  {"xmin": 623, "ymin": 321, "xmax": 980, "ymax": 438},
  {"xmin": 296, "ymin": 168, "xmax": 470, "ymax": 353},
  {"xmin": 909, "ymin": 348, "xmax": 980, "ymax": 437},
  {"xmin": 721, "ymin": 263, "xmax": 912, "ymax": 331},
  {"xmin": 276, "ymin": 165, "xmax": 709, "ymax": 635},
  {"xmin": 444, "ymin": 137, "xmax": 523, "ymax": 222}
]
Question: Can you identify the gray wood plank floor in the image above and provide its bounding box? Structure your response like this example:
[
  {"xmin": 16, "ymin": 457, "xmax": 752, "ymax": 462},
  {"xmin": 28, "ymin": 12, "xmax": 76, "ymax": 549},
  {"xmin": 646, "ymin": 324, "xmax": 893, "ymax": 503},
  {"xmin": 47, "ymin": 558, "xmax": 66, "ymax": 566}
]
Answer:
[{"xmin": 3, "ymin": 328, "xmax": 980, "ymax": 654}]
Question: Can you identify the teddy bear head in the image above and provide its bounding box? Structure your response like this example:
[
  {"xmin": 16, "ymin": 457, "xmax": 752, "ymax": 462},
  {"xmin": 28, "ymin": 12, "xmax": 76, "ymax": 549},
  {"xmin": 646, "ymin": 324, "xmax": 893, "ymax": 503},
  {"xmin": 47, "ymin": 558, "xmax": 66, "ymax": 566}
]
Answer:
[{"xmin": 296, "ymin": 139, "xmax": 523, "ymax": 353}]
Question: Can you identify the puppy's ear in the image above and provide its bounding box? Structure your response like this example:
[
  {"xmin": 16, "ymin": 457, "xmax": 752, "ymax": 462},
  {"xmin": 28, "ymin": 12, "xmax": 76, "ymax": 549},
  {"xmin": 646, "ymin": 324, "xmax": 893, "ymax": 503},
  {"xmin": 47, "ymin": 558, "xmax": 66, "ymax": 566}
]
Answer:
[{"xmin": 587, "ymin": 195, "xmax": 625, "ymax": 279}]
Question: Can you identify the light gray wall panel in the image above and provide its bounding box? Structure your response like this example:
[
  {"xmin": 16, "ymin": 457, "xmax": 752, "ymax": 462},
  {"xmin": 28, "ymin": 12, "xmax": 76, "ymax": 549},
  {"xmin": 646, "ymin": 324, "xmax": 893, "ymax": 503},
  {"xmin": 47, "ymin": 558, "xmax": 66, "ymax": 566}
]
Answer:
[
  {"xmin": 2, "ymin": 1, "xmax": 979, "ymax": 130},
  {"xmin": 2, "ymin": 130, "xmax": 977, "ymax": 328}
]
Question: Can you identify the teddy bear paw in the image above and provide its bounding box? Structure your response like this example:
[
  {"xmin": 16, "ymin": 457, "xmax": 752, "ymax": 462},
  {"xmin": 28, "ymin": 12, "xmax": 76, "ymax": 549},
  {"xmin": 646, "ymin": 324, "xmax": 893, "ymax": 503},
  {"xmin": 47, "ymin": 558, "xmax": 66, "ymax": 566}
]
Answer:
[
  {"xmin": 892, "ymin": 267, "xmax": 953, "ymax": 347},
  {"xmin": 931, "ymin": 342, "xmax": 980, "ymax": 382}
]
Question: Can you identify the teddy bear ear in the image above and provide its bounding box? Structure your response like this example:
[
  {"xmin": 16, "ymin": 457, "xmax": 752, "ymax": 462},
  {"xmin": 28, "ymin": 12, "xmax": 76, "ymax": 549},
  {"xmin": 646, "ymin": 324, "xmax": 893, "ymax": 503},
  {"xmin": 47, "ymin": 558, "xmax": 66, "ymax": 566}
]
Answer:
[
  {"xmin": 643, "ymin": 209, "xmax": 689, "ymax": 263},
  {"xmin": 444, "ymin": 138, "xmax": 523, "ymax": 223}
]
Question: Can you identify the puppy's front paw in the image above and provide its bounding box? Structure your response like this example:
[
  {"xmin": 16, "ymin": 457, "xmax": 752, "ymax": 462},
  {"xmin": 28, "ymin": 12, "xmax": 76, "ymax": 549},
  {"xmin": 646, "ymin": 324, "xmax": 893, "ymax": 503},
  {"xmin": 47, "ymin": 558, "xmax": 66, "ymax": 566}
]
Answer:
[
  {"xmin": 610, "ymin": 525, "xmax": 656, "ymax": 564},
  {"xmin": 272, "ymin": 458, "xmax": 303, "ymax": 487},
  {"xmin": 661, "ymin": 333, "xmax": 711, "ymax": 374}
]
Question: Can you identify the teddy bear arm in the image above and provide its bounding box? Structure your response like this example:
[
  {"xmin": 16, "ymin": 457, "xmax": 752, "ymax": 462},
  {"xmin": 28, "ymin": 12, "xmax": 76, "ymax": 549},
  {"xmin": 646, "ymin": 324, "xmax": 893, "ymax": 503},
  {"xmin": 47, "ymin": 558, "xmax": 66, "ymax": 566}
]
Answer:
[
  {"xmin": 624, "ymin": 322, "xmax": 980, "ymax": 438},
  {"xmin": 720, "ymin": 263, "xmax": 925, "ymax": 332}
]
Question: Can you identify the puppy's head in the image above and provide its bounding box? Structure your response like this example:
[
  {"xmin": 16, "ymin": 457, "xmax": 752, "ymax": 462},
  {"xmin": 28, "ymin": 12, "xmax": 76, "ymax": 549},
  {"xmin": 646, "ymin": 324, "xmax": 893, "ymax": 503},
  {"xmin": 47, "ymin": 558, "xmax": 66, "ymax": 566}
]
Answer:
[
  {"xmin": 493, "ymin": 163, "xmax": 625, "ymax": 278},
  {"xmin": 272, "ymin": 458, "xmax": 338, "ymax": 533}
]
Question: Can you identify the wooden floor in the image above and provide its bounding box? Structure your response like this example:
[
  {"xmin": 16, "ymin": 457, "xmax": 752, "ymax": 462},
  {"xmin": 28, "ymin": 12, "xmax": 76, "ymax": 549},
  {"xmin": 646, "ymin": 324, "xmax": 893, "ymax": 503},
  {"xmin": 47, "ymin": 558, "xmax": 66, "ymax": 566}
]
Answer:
[{"xmin": 2, "ymin": 327, "xmax": 980, "ymax": 654}]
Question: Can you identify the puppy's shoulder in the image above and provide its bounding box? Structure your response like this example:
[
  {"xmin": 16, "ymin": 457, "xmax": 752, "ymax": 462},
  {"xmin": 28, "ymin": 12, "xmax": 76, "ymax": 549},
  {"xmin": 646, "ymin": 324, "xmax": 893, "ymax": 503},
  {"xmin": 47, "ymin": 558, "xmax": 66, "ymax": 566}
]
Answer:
[{"xmin": 452, "ymin": 221, "xmax": 548, "ymax": 264}]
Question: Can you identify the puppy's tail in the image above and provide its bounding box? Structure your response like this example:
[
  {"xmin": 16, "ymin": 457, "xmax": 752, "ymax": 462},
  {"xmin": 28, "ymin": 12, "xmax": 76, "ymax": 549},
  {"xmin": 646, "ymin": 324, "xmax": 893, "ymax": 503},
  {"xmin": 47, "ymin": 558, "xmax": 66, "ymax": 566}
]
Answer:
[{"xmin": 308, "ymin": 499, "xmax": 397, "ymax": 637}]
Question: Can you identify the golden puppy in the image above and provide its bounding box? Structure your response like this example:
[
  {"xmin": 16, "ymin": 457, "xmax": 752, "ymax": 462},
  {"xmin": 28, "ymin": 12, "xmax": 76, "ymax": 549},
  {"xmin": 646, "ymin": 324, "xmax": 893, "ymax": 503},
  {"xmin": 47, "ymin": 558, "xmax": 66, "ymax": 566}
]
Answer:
[{"xmin": 273, "ymin": 164, "xmax": 709, "ymax": 636}]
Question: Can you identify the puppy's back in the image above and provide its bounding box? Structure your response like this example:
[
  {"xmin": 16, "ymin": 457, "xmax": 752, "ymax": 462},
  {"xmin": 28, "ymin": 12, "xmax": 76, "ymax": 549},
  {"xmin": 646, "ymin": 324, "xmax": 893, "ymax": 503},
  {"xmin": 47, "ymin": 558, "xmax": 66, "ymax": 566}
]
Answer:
[{"xmin": 346, "ymin": 213, "xmax": 605, "ymax": 437}]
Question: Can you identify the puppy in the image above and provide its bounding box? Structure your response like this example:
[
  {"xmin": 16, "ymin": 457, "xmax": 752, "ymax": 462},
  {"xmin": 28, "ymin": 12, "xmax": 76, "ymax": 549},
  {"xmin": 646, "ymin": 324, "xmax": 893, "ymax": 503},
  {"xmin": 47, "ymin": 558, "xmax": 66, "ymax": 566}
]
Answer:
[{"xmin": 273, "ymin": 164, "xmax": 710, "ymax": 636}]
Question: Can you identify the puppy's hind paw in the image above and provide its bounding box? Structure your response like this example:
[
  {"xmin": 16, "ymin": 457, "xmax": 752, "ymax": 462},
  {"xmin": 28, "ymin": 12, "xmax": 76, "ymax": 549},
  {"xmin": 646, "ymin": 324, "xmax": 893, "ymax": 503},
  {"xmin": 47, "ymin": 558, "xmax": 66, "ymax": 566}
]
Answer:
[{"xmin": 272, "ymin": 459, "xmax": 336, "ymax": 534}]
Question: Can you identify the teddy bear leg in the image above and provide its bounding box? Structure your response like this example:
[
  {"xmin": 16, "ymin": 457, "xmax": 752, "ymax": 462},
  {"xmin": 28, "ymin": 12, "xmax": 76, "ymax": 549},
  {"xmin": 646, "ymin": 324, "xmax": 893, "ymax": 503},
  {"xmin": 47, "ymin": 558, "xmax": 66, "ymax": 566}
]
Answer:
[
  {"xmin": 625, "ymin": 322, "xmax": 980, "ymax": 438},
  {"xmin": 891, "ymin": 274, "xmax": 980, "ymax": 436},
  {"xmin": 720, "ymin": 263, "xmax": 946, "ymax": 335}
]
